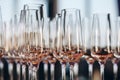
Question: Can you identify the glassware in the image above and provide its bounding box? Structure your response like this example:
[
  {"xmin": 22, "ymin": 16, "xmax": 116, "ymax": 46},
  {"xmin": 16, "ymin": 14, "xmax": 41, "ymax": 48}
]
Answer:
[
  {"xmin": 25, "ymin": 9, "xmax": 43, "ymax": 80},
  {"xmin": 49, "ymin": 18, "xmax": 57, "ymax": 80},
  {"xmin": 0, "ymin": 6, "xmax": 4, "ymax": 80},
  {"xmin": 3, "ymin": 22, "xmax": 14, "ymax": 80},
  {"xmin": 18, "ymin": 4, "xmax": 45, "ymax": 80},
  {"xmin": 111, "ymin": 17, "xmax": 120, "ymax": 80},
  {"xmin": 0, "ymin": 6, "xmax": 4, "ymax": 59},
  {"xmin": 54, "ymin": 14, "xmax": 67, "ymax": 80},
  {"xmin": 82, "ymin": 17, "xmax": 95, "ymax": 80},
  {"xmin": 55, "ymin": 9, "xmax": 83, "ymax": 80},
  {"xmin": 90, "ymin": 14, "xmax": 113, "ymax": 80}
]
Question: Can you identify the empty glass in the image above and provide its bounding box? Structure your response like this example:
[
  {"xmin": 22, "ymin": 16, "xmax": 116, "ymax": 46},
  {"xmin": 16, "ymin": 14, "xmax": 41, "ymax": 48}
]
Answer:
[
  {"xmin": 90, "ymin": 14, "xmax": 113, "ymax": 80},
  {"xmin": 56, "ymin": 9, "xmax": 83, "ymax": 80},
  {"xmin": 82, "ymin": 17, "xmax": 94, "ymax": 80}
]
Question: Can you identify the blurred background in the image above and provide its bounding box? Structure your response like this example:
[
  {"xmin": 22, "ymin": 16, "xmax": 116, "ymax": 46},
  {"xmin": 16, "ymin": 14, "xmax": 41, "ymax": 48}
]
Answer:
[{"xmin": 0, "ymin": 0, "xmax": 119, "ymax": 22}]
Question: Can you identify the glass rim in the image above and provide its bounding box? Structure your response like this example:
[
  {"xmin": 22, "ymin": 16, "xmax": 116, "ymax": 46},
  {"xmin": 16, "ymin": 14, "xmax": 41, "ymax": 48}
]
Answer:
[
  {"xmin": 61, "ymin": 8, "xmax": 80, "ymax": 12},
  {"xmin": 23, "ymin": 4, "xmax": 44, "ymax": 10},
  {"xmin": 92, "ymin": 13, "xmax": 111, "ymax": 17}
]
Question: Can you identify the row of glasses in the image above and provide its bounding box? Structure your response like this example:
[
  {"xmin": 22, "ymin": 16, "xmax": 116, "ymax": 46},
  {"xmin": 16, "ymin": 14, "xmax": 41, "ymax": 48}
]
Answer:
[
  {"xmin": 1, "ymin": 4, "xmax": 120, "ymax": 80},
  {"xmin": 20, "ymin": 4, "xmax": 58, "ymax": 80},
  {"xmin": 20, "ymin": 4, "xmax": 44, "ymax": 80},
  {"xmin": 0, "ymin": 4, "xmax": 45, "ymax": 80},
  {"xmin": 55, "ymin": 10, "xmax": 120, "ymax": 80}
]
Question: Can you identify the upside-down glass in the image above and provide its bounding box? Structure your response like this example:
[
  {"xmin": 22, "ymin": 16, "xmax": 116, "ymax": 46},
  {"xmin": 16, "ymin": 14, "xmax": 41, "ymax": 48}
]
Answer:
[
  {"xmin": 56, "ymin": 9, "xmax": 83, "ymax": 80},
  {"xmin": 91, "ymin": 14, "xmax": 113, "ymax": 80}
]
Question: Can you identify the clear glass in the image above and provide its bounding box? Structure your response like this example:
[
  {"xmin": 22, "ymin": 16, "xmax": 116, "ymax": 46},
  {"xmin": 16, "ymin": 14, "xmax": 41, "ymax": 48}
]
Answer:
[
  {"xmin": 56, "ymin": 9, "xmax": 83, "ymax": 80},
  {"xmin": 91, "ymin": 14, "xmax": 113, "ymax": 80},
  {"xmin": 111, "ymin": 17, "xmax": 120, "ymax": 79},
  {"xmin": 0, "ymin": 7, "xmax": 3, "ymax": 80},
  {"xmin": 47, "ymin": 18, "xmax": 57, "ymax": 80},
  {"xmin": 0, "ymin": 6, "xmax": 4, "ymax": 58},
  {"xmin": 23, "ymin": 4, "xmax": 44, "ymax": 21},
  {"xmin": 53, "ymin": 14, "xmax": 66, "ymax": 80},
  {"xmin": 19, "ymin": 4, "xmax": 45, "ymax": 80},
  {"xmin": 25, "ymin": 9, "xmax": 43, "ymax": 80},
  {"xmin": 113, "ymin": 17, "xmax": 120, "ymax": 58},
  {"xmin": 82, "ymin": 17, "xmax": 94, "ymax": 80}
]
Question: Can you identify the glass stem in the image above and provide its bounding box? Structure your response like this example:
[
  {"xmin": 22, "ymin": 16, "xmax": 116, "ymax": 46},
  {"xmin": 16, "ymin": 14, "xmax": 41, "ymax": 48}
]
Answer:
[
  {"xmin": 0, "ymin": 61, "xmax": 3, "ymax": 80},
  {"xmin": 100, "ymin": 63, "xmax": 104, "ymax": 80},
  {"xmin": 16, "ymin": 63, "xmax": 21, "ymax": 80},
  {"xmin": 88, "ymin": 63, "xmax": 93, "ymax": 80},
  {"xmin": 22, "ymin": 64, "xmax": 26, "ymax": 80},
  {"xmin": 32, "ymin": 67, "xmax": 38, "ymax": 80},
  {"xmin": 29, "ymin": 65, "xmax": 32, "ymax": 80},
  {"xmin": 70, "ymin": 65, "xmax": 74, "ymax": 80},
  {"xmin": 62, "ymin": 64, "xmax": 66, "ymax": 80},
  {"xmin": 8, "ymin": 63, "xmax": 13, "ymax": 80},
  {"xmin": 73, "ymin": 63, "xmax": 78, "ymax": 80},
  {"xmin": 51, "ymin": 64, "xmax": 54, "ymax": 80},
  {"xmin": 44, "ymin": 63, "xmax": 48, "ymax": 80},
  {"xmin": 113, "ymin": 63, "xmax": 118, "ymax": 80}
]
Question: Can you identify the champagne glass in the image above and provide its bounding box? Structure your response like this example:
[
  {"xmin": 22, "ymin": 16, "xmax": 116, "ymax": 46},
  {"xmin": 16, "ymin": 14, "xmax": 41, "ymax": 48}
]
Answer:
[
  {"xmin": 82, "ymin": 17, "xmax": 95, "ymax": 80},
  {"xmin": 0, "ymin": 6, "xmax": 4, "ymax": 80},
  {"xmin": 19, "ymin": 4, "xmax": 45, "ymax": 80},
  {"xmin": 90, "ymin": 14, "xmax": 113, "ymax": 80},
  {"xmin": 25, "ymin": 9, "xmax": 44, "ymax": 80},
  {"xmin": 4, "ymin": 22, "xmax": 14, "ymax": 80},
  {"xmin": 111, "ymin": 17, "xmax": 120, "ymax": 80},
  {"xmin": 0, "ymin": 6, "xmax": 4, "ymax": 58},
  {"xmin": 53, "ymin": 14, "xmax": 67, "ymax": 80},
  {"xmin": 55, "ymin": 9, "xmax": 83, "ymax": 80},
  {"xmin": 49, "ymin": 18, "xmax": 57, "ymax": 80}
]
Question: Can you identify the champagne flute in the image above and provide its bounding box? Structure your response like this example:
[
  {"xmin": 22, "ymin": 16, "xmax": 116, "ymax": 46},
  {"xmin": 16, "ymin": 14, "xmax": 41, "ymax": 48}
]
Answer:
[
  {"xmin": 4, "ymin": 22, "xmax": 14, "ymax": 80},
  {"xmin": 0, "ymin": 6, "xmax": 4, "ymax": 80},
  {"xmin": 55, "ymin": 9, "xmax": 83, "ymax": 80},
  {"xmin": 0, "ymin": 6, "xmax": 4, "ymax": 58},
  {"xmin": 53, "ymin": 14, "xmax": 67, "ymax": 80},
  {"xmin": 49, "ymin": 18, "xmax": 57, "ymax": 80},
  {"xmin": 90, "ymin": 14, "xmax": 113, "ymax": 80},
  {"xmin": 19, "ymin": 4, "xmax": 45, "ymax": 80},
  {"xmin": 82, "ymin": 17, "xmax": 95, "ymax": 80},
  {"xmin": 111, "ymin": 17, "xmax": 120, "ymax": 80},
  {"xmin": 25, "ymin": 9, "xmax": 44, "ymax": 80}
]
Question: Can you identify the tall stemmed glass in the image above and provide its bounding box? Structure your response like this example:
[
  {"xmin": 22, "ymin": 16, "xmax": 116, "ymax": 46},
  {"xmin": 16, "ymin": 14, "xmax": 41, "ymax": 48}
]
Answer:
[
  {"xmin": 4, "ymin": 22, "xmax": 15, "ymax": 80},
  {"xmin": 54, "ymin": 14, "xmax": 67, "ymax": 80},
  {"xmin": 19, "ymin": 4, "xmax": 45, "ymax": 80},
  {"xmin": 3, "ymin": 16, "xmax": 19, "ymax": 80},
  {"xmin": 57, "ymin": 9, "xmax": 83, "ymax": 80},
  {"xmin": 90, "ymin": 14, "xmax": 113, "ymax": 80},
  {"xmin": 25, "ymin": 9, "xmax": 44, "ymax": 80},
  {"xmin": 111, "ymin": 17, "xmax": 120, "ymax": 80},
  {"xmin": 0, "ymin": 6, "xmax": 4, "ymax": 58},
  {"xmin": 0, "ymin": 6, "xmax": 4, "ymax": 80},
  {"xmin": 49, "ymin": 18, "xmax": 58, "ymax": 80},
  {"xmin": 82, "ymin": 17, "xmax": 95, "ymax": 80},
  {"xmin": 10, "ymin": 15, "xmax": 21, "ymax": 80}
]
